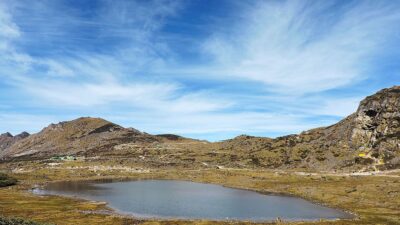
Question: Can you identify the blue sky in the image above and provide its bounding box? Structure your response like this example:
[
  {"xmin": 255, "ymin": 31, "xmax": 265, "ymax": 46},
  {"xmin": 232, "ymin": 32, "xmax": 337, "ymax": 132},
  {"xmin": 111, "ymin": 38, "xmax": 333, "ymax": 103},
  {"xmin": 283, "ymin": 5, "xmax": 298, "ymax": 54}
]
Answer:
[{"xmin": 0, "ymin": 0, "xmax": 400, "ymax": 141}]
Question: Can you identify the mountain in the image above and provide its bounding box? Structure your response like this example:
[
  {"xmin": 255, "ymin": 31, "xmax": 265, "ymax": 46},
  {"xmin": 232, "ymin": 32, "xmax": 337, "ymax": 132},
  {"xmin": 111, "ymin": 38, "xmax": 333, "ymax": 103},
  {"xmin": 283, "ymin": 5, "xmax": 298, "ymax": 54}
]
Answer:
[
  {"xmin": 0, "ymin": 132, "xmax": 29, "ymax": 152},
  {"xmin": 0, "ymin": 86, "xmax": 399, "ymax": 171},
  {"xmin": 216, "ymin": 86, "xmax": 400, "ymax": 171},
  {"xmin": 0, "ymin": 117, "xmax": 159, "ymax": 159}
]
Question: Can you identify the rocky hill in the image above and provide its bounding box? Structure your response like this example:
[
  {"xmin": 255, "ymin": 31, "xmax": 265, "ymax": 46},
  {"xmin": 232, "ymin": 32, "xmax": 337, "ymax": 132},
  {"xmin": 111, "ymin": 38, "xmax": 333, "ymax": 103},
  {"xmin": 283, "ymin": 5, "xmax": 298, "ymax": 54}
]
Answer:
[
  {"xmin": 216, "ymin": 86, "xmax": 400, "ymax": 171},
  {"xmin": 0, "ymin": 86, "xmax": 399, "ymax": 171},
  {"xmin": 0, "ymin": 117, "xmax": 160, "ymax": 159},
  {"xmin": 0, "ymin": 132, "xmax": 29, "ymax": 152}
]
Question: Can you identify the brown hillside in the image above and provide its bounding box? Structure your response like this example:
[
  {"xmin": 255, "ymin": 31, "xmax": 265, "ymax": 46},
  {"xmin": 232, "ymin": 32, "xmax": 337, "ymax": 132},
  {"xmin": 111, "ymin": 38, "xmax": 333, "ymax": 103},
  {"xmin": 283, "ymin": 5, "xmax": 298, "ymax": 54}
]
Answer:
[
  {"xmin": 0, "ymin": 117, "xmax": 159, "ymax": 159},
  {"xmin": 216, "ymin": 86, "xmax": 400, "ymax": 171},
  {"xmin": 0, "ymin": 132, "xmax": 29, "ymax": 152},
  {"xmin": 0, "ymin": 86, "xmax": 399, "ymax": 171}
]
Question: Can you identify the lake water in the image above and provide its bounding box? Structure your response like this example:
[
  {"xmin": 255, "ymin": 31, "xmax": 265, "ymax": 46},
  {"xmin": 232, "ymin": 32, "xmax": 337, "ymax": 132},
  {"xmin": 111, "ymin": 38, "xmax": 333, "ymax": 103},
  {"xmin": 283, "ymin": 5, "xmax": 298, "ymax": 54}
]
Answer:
[{"xmin": 35, "ymin": 180, "xmax": 353, "ymax": 221}]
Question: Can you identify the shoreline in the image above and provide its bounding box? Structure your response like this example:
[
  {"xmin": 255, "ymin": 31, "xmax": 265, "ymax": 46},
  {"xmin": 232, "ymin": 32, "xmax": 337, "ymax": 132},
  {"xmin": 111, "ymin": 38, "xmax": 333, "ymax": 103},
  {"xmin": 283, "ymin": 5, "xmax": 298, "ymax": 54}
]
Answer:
[
  {"xmin": 0, "ymin": 161, "xmax": 398, "ymax": 225},
  {"xmin": 30, "ymin": 177, "xmax": 356, "ymax": 223}
]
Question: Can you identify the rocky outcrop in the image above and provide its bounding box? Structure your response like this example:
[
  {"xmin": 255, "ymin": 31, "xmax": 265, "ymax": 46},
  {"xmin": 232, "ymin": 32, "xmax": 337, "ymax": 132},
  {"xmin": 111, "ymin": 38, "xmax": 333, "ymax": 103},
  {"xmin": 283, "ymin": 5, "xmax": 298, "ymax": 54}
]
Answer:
[
  {"xmin": 214, "ymin": 86, "xmax": 400, "ymax": 171},
  {"xmin": 156, "ymin": 134, "xmax": 185, "ymax": 141},
  {"xmin": 0, "ymin": 132, "xmax": 29, "ymax": 152},
  {"xmin": 350, "ymin": 86, "xmax": 400, "ymax": 168}
]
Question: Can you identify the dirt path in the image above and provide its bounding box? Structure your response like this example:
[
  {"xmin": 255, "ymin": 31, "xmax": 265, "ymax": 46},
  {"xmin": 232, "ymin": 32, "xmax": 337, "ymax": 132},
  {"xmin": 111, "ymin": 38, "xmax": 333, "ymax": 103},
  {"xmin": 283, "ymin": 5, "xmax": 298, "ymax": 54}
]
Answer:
[{"xmin": 292, "ymin": 169, "xmax": 400, "ymax": 178}]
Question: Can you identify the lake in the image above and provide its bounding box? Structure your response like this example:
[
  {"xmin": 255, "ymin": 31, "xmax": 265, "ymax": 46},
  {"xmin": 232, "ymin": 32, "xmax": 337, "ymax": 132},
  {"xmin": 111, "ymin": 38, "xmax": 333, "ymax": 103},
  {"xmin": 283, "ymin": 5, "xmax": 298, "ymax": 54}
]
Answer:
[{"xmin": 35, "ymin": 180, "xmax": 353, "ymax": 221}]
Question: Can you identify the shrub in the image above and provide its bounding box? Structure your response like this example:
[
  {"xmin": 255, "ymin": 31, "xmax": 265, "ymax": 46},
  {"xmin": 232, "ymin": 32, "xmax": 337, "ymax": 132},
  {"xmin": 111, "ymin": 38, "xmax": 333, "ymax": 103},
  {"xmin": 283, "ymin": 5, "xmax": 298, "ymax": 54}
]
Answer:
[
  {"xmin": 0, "ymin": 173, "xmax": 17, "ymax": 187},
  {"xmin": 0, "ymin": 216, "xmax": 52, "ymax": 225}
]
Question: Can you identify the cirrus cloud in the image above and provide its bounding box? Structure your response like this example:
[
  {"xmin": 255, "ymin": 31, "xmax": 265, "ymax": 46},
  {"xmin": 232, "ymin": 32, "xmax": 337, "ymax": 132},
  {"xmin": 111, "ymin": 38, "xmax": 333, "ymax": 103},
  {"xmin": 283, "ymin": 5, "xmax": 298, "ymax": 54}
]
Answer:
[{"xmin": 0, "ymin": 0, "xmax": 400, "ymax": 140}]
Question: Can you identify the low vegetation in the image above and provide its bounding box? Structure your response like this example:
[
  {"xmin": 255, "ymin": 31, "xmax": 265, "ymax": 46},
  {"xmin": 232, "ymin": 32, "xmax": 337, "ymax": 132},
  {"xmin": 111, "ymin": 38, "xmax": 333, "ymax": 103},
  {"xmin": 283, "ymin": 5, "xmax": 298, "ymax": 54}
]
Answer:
[
  {"xmin": 0, "ymin": 173, "xmax": 17, "ymax": 187},
  {"xmin": 0, "ymin": 160, "xmax": 399, "ymax": 225},
  {"xmin": 0, "ymin": 216, "xmax": 51, "ymax": 225}
]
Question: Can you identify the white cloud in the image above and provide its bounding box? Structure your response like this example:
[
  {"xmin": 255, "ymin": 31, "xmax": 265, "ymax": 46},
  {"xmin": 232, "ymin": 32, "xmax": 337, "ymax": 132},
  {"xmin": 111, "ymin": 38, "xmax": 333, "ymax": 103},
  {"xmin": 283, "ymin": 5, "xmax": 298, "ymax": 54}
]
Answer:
[
  {"xmin": 16, "ymin": 78, "xmax": 179, "ymax": 107},
  {"xmin": 0, "ymin": 0, "xmax": 232, "ymax": 116},
  {"xmin": 44, "ymin": 60, "xmax": 75, "ymax": 77},
  {"xmin": 0, "ymin": 3, "xmax": 19, "ymax": 39},
  {"xmin": 201, "ymin": 1, "xmax": 400, "ymax": 94},
  {"xmin": 107, "ymin": 110, "xmax": 326, "ymax": 139},
  {"xmin": 0, "ymin": 0, "xmax": 399, "ymax": 140},
  {"xmin": 0, "ymin": 113, "xmax": 58, "ymax": 135},
  {"xmin": 309, "ymin": 97, "xmax": 361, "ymax": 117},
  {"xmin": 0, "ymin": 2, "xmax": 19, "ymax": 53}
]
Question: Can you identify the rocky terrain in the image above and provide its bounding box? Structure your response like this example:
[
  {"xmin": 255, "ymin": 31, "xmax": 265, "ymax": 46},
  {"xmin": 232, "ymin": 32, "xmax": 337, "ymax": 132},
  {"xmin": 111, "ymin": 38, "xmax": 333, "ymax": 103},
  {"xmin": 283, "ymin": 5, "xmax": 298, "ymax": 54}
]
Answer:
[
  {"xmin": 0, "ymin": 132, "xmax": 29, "ymax": 152},
  {"xmin": 0, "ymin": 86, "xmax": 399, "ymax": 172},
  {"xmin": 0, "ymin": 118, "xmax": 160, "ymax": 160},
  {"xmin": 216, "ymin": 86, "xmax": 400, "ymax": 171}
]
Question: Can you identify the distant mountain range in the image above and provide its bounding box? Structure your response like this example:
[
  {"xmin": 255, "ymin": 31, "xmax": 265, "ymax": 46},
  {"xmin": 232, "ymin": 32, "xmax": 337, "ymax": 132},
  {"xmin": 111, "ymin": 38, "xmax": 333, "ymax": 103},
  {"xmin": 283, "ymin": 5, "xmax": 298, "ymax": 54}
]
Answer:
[{"xmin": 1, "ymin": 86, "xmax": 399, "ymax": 172}]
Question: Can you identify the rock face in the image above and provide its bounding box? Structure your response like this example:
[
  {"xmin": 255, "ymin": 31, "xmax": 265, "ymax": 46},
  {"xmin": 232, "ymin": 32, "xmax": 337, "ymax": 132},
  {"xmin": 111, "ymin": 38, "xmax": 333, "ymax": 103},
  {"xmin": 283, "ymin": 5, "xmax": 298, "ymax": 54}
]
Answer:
[
  {"xmin": 0, "ymin": 117, "xmax": 159, "ymax": 159},
  {"xmin": 0, "ymin": 133, "xmax": 13, "ymax": 152},
  {"xmin": 350, "ymin": 87, "xmax": 400, "ymax": 166},
  {"xmin": 0, "ymin": 132, "xmax": 29, "ymax": 152}
]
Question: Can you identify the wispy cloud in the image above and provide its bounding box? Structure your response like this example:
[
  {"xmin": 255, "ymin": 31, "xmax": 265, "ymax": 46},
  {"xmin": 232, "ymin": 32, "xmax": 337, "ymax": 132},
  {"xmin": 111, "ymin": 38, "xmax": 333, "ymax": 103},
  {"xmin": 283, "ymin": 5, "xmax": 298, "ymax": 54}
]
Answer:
[
  {"xmin": 0, "ymin": 0, "xmax": 235, "ymax": 136},
  {"xmin": 0, "ymin": 113, "xmax": 58, "ymax": 135},
  {"xmin": 200, "ymin": 0, "xmax": 400, "ymax": 94},
  {"xmin": 0, "ymin": 0, "xmax": 399, "ymax": 140}
]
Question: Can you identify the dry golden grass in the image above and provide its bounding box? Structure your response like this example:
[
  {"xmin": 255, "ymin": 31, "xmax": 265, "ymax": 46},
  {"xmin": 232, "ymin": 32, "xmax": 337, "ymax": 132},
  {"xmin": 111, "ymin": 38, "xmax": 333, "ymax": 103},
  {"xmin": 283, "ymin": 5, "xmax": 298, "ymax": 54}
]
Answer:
[{"xmin": 0, "ymin": 160, "xmax": 399, "ymax": 225}]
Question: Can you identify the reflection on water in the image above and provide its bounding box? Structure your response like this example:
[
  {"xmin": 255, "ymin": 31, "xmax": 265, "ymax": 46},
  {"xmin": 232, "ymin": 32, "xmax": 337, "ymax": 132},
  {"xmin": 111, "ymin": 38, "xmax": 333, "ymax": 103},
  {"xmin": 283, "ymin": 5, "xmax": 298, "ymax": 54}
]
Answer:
[{"xmin": 36, "ymin": 180, "xmax": 353, "ymax": 221}]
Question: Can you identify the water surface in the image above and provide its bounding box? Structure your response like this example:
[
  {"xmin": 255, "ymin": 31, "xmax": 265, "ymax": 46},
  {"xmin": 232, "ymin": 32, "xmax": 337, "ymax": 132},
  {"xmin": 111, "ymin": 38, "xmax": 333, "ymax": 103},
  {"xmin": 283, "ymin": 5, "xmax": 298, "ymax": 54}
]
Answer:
[{"xmin": 36, "ymin": 180, "xmax": 353, "ymax": 221}]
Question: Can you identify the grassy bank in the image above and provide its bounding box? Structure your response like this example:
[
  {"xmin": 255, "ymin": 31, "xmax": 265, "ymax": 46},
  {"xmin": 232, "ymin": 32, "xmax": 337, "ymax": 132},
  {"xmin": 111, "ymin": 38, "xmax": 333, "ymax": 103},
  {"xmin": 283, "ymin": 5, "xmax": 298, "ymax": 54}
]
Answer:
[{"xmin": 0, "ymin": 160, "xmax": 399, "ymax": 225}]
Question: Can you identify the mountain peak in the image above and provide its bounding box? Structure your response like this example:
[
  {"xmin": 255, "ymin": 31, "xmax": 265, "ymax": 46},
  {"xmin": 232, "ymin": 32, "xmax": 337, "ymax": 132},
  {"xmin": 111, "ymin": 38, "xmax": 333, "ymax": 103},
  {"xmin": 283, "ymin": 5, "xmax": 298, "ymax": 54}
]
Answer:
[
  {"xmin": 0, "ymin": 132, "xmax": 30, "ymax": 152},
  {"xmin": 41, "ymin": 117, "xmax": 123, "ymax": 135},
  {"xmin": 0, "ymin": 132, "xmax": 13, "ymax": 138},
  {"xmin": 0, "ymin": 117, "xmax": 156, "ymax": 159},
  {"xmin": 15, "ymin": 132, "xmax": 29, "ymax": 138}
]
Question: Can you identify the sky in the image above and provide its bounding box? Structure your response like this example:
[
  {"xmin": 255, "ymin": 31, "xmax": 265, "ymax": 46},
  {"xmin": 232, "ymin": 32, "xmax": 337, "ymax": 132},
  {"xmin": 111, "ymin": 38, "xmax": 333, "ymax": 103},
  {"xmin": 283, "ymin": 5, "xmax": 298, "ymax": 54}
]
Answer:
[{"xmin": 0, "ymin": 0, "xmax": 400, "ymax": 141}]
